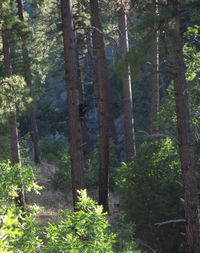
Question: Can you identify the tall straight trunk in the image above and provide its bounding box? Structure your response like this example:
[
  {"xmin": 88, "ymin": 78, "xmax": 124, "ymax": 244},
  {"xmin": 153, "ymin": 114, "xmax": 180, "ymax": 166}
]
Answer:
[
  {"xmin": 150, "ymin": 33, "xmax": 159, "ymax": 135},
  {"xmin": 89, "ymin": 0, "xmax": 110, "ymax": 212},
  {"xmin": 60, "ymin": 0, "xmax": 84, "ymax": 207},
  {"xmin": 2, "ymin": 29, "xmax": 26, "ymax": 212},
  {"xmin": 117, "ymin": 2, "xmax": 136, "ymax": 162},
  {"xmin": 150, "ymin": 2, "xmax": 160, "ymax": 135},
  {"xmin": 16, "ymin": 0, "xmax": 41, "ymax": 164},
  {"xmin": 169, "ymin": 0, "xmax": 200, "ymax": 251}
]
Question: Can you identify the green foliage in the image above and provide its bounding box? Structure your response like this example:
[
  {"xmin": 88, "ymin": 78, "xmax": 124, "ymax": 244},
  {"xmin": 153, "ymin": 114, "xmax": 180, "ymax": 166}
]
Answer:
[
  {"xmin": 40, "ymin": 136, "xmax": 71, "ymax": 189},
  {"xmin": 0, "ymin": 162, "xmax": 42, "ymax": 213},
  {"xmin": 0, "ymin": 76, "xmax": 32, "ymax": 121},
  {"xmin": 116, "ymin": 139, "xmax": 185, "ymax": 252},
  {"xmin": 113, "ymin": 215, "xmax": 141, "ymax": 253},
  {"xmin": 85, "ymin": 139, "xmax": 119, "ymax": 188},
  {"xmin": 44, "ymin": 189, "xmax": 116, "ymax": 253},
  {"xmin": 0, "ymin": 161, "xmax": 43, "ymax": 253}
]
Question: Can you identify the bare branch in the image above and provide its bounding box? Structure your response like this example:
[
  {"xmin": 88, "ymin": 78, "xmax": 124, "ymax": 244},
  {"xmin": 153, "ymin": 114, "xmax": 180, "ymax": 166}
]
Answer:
[
  {"xmin": 155, "ymin": 219, "xmax": 185, "ymax": 227},
  {"xmin": 139, "ymin": 131, "xmax": 180, "ymax": 145}
]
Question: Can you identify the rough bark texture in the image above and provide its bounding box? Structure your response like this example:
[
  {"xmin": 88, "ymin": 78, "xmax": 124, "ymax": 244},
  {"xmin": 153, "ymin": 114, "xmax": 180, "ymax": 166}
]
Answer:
[
  {"xmin": 117, "ymin": 2, "xmax": 136, "ymax": 162},
  {"xmin": 2, "ymin": 29, "xmax": 26, "ymax": 212},
  {"xmin": 16, "ymin": 0, "xmax": 41, "ymax": 165},
  {"xmin": 90, "ymin": 0, "xmax": 110, "ymax": 212},
  {"xmin": 169, "ymin": 0, "xmax": 200, "ymax": 251},
  {"xmin": 60, "ymin": 0, "xmax": 84, "ymax": 207}
]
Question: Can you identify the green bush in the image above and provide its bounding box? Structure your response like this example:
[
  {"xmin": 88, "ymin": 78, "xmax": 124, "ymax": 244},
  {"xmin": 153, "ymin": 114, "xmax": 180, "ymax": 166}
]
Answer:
[
  {"xmin": 116, "ymin": 139, "xmax": 185, "ymax": 252},
  {"xmin": 85, "ymin": 139, "xmax": 119, "ymax": 189},
  {"xmin": 0, "ymin": 162, "xmax": 43, "ymax": 253},
  {"xmin": 44, "ymin": 189, "xmax": 116, "ymax": 253},
  {"xmin": 40, "ymin": 136, "xmax": 72, "ymax": 189}
]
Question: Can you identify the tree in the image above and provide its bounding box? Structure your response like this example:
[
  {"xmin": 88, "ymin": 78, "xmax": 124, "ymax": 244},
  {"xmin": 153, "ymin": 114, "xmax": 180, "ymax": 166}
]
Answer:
[
  {"xmin": 150, "ymin": 1, "xmax": 160, "ymax": 135},
  {"xmin": 1, "ymin": 27, "xmax": 26, "ymax": 212},
  {"xmin": 89, "ymin": 0, "xmax": 110, "ymax": 212},
  {"xmin": 117, "ymin": 0, "xmax": 136, "ymax": 162},
  {"xmin": 167, "ymin": 0, "xmax": 200, "ymax": 251},
  {"xmin": 60, "ymin": 0, "xmax": 84, "ymax": 207},
  {"xmin": 16, "ymin": 0, "xmax": 41, "ymax": 165}
]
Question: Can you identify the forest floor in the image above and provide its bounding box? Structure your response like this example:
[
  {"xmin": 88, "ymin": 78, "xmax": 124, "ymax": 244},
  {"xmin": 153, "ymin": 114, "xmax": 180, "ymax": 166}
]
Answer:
[{"xmin": 26, "ymin": 162, "xmax": 121, "ymax": 227}]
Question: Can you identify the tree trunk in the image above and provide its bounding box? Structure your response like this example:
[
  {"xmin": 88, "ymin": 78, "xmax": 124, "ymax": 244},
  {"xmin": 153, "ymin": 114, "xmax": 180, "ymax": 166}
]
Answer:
[
  {"xmin": 89, "ymin": 0, "xmax": 110, "ymax": 212},
  {"xmin": 150, "ymin": 30, "xmax": 159, "ymax": 135},
  {"xmin": 169, "ymin": 0, "xmax": 200, "ymax": 251},
  {"xmin": 117, "ymin": 2, "xmax": 136, "ymax": 162},
  {"xmin": 60, "ymin": 0, "xmax": 84, "ymax": 208},
  {"xmin": 16, "ymin": 0, "xmax": 41, "ymax": 165},
  {"xmin": 2, "ymin": 28, "xmax": 26, "ymax": 212}
]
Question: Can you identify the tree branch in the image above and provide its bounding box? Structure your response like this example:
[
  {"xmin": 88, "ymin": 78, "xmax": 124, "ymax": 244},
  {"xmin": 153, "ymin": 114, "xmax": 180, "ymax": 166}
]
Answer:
[
  {"xmin": 138, "ymin": 131, "xmax": 180, "ymax": 145},
  {"xmin": 74, "ymin": 25, "xmax": 119, "ymax": 46},
  {"xmin": 155, "ymin": 219, "xmax": 185, "ymax": 227}
]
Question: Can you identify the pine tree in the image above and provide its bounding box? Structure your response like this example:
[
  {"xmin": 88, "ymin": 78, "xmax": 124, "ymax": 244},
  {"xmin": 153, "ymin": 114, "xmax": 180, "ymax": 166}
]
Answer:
[
  {"xmin": 16, "ymin": 0, "xmax": 41, "ymax": 165},
  {"xmin": 117, "ymin": 0, "xmax": 136, "ymax": 162},
  {"xmin": 89, "ymin": 0, "xmax": 110, "ymax": 212},
  {"xmin": 60, "ymin": 0, "xmax": 84, "ymax": 207}
]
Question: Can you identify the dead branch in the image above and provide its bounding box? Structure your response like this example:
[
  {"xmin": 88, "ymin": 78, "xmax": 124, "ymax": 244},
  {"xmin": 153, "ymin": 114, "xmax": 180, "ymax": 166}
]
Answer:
[
  {"xmin": 155, "ymin": 219, "xmax": 185, "ymax": 227},
  {"xmin": 145, "ymin": 134, "xmax": 180, "ymax": 145}
]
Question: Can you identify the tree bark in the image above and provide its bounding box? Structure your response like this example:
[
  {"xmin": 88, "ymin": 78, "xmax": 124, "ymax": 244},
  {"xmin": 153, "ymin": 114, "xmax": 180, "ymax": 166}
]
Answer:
[
  {"xmin": 60, "ymin": 0, "xmax": 84, "ymax": 208},
  {"xmin": 117, "ymin": 2, "xmax": 136, "ymax": 162},
  {"xmin": 89, "ymin": 0, "xmax": 110, "ymax": 212},
  {"xmin": 16, "ymin": 0, "xmax": 41, "ymax": 165},
  {"xmin": 2, "ymin": 28, "xmax": 26, "ymax": 212},
  {"xmin": 169, "ymin": 0, "xmax": 200, "ymax": 251}
]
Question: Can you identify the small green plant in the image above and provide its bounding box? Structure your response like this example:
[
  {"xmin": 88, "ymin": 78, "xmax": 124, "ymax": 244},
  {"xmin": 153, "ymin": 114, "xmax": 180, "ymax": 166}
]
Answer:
[{"xmin": 44, "ymin": 189, "xmax": 116, "ymax": 253}]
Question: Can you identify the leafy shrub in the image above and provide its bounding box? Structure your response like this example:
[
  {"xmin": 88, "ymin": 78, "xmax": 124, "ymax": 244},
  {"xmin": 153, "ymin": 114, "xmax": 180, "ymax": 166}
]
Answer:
[
  {"xmin": 44, "ymin": 189, "xmax": 116, "ymax": 253},
  {"xmin": 0, "ymin": 162, "xmax": 43, "ymax": 253},
  {"xmin": 116, "ymin": 139, "xmax": 185, "ymax": 252},
  {"xmin": 40, "ymin": 136, "xmax": 72, "ymax": 189},
  {"xmin": 0, "ymin": 162, "xmax": 41, "ymax": 212},
  {"xmin": 85, "ymin": 139, "xmax": 119, "ymax": 189}
]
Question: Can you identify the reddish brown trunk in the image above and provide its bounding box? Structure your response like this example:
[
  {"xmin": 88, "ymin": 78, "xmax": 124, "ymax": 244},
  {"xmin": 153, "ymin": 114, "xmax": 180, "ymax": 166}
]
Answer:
[
  {"xmin": 16, "ymin": 0, "xmax": 41, "ymax": 164},
  {"xmin": 90, "ymin": 0, "xmax": 110, "ymax": 212},
  {"xmin": 169, "ymin": 0, "xmax": 200, "ymax": 251},
  {"xmin": 2, "ymin": 28, "xmax": 26, "ymax": 212},
  {"xmin": 60, "ymin": 0, "xmax": 84, "ymax": 207},
  {"xmin": 117, "ymin": 2, "xmax": 136, "ymax": 162}
]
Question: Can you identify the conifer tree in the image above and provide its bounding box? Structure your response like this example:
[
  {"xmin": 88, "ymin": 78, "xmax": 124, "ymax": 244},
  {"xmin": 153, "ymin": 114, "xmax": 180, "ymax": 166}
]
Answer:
[
  {"xmin": 60, "ymin": 0, "xmax": 84, "ymax": 207},
  {"xmin": 167, "ymin": 0, "xmax": 200, "ymax": 251},
  {"xmin": 89, "ymin": 0, "xmax": 111, "ymax": 212},
  {"xmin": 117, "ymin": 0, "xmax": 136, "ymax": 162},
  {"xmin": 16, "ymin": 0, "xmax": 41, "ymax": 165},
  {"xmin": 1, "ymin": 26, "xmax": 26, "ymax": 212}
]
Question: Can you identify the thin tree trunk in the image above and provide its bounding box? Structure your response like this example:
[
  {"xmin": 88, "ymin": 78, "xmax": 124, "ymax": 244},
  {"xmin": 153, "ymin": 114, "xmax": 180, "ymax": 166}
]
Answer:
[
  {"xmin": 89, "ymin": 0, "xmax": 110, "ymax": 212},
  {"xmin": 60, "ymin": 0, "xmax": 84, "ymax": 207},
  {"xmin": 2, "ymin": 29, "xmax": 26, "ymax": 212},
  {"xmin": 117, "ymin": 1, "xmax": 136, "ymax": 162},
  {"xmin": 150, "ymin": 2, "xmax": 160, "ymax": 135},
  {"xmin": 150, "ymin": 33, "xmax": 159, "ymax": 135},
  {"xmin": 16, "ymin": 0, "xmax": 41, "ymax": 164},
  {"xmin": 169, "ymin": 0, "xmax": 200, "ymax": 251}
]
